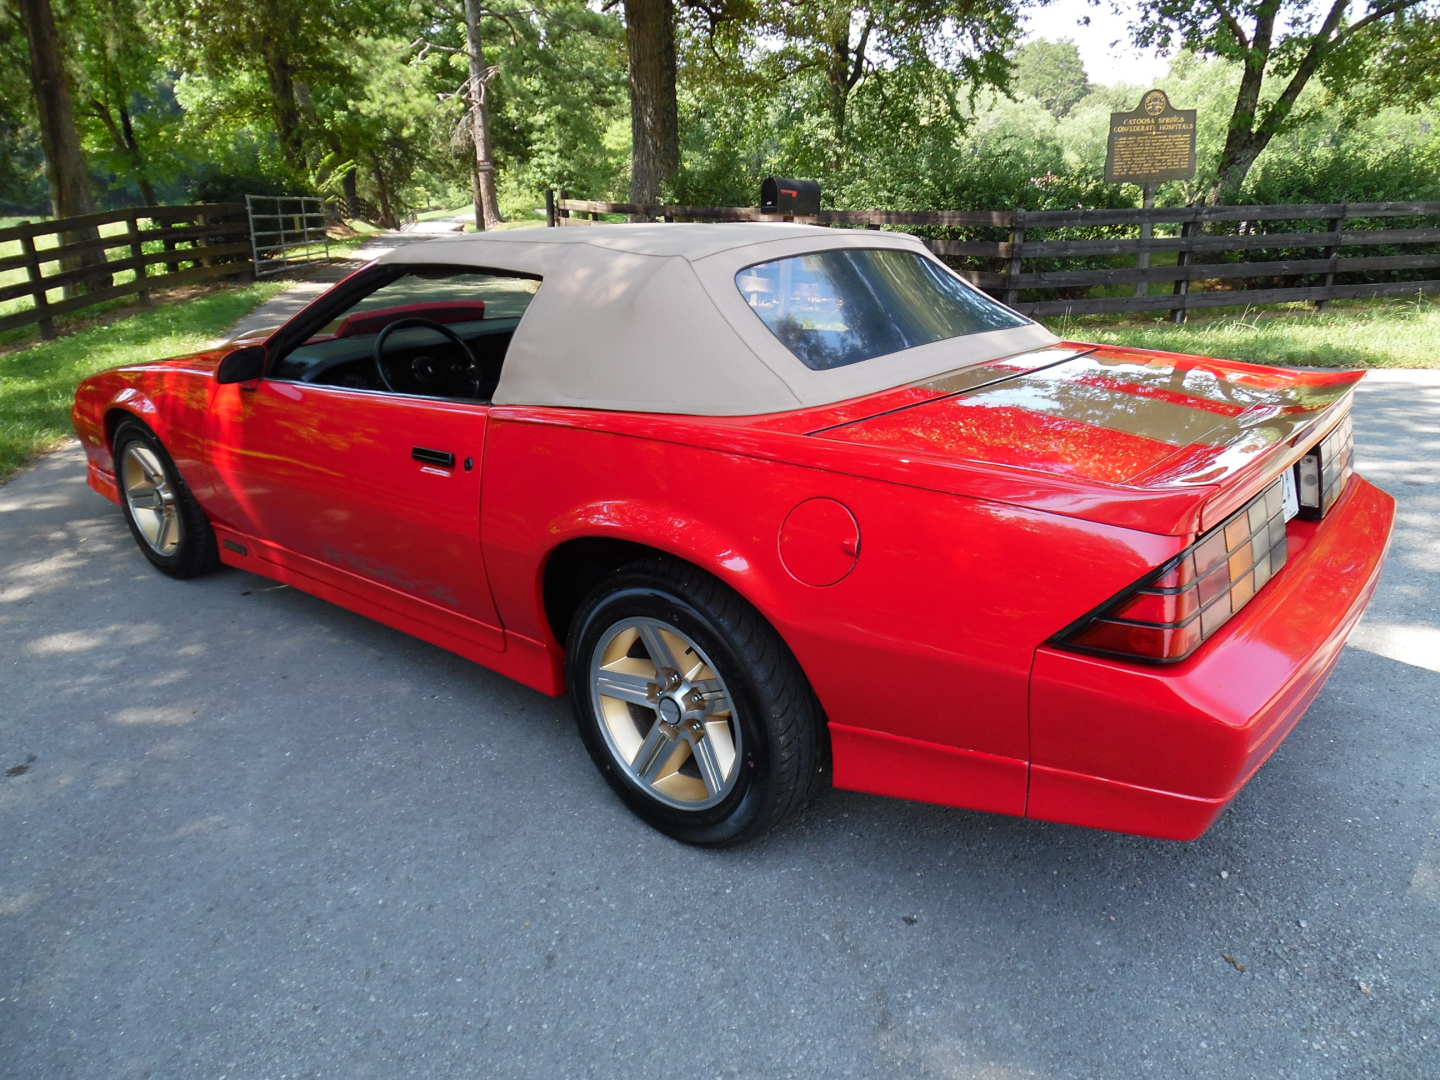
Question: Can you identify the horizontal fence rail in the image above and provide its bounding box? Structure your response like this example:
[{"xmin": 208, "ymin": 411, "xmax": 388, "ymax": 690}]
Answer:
[
  {"xmin": 0, "ymin": 203, "xmax": 252, "ymax": 339},
  {"xmin": 550, "ymin": 194, "xmax": 1440, "ymax": 322}
]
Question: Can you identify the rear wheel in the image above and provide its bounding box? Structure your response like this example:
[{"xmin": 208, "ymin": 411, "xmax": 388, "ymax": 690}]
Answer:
[
  {"xmin": 567, "ymin": 558, "xmax": 824, "ymax": 845},
  {"xmin": 113, "ymin": 421, "xmax": 219, "ymax": 579}
]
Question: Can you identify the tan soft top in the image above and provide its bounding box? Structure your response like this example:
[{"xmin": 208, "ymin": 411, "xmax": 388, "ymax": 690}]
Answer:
[{"xmin": 376, "ymin": 223, "xmax": 1056, "ymax": 415}]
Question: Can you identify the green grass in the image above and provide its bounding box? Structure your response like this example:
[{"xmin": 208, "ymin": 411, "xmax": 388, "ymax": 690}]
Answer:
[
  {"xmin": 1051, "ymin": 294, "xmax": 1440, "ymax": 368},
  {"xmin": 0, "ymin": 279, "xmax": 287, "ymax": 482}
]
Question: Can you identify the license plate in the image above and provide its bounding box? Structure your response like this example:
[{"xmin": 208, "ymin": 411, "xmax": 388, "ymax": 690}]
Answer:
[{"xmin": 1282, "ymin": 467, "xmax": 1300, "ymax": 521}]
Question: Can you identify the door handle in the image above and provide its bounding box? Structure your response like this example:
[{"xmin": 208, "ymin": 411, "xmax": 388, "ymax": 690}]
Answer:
[{"xmin": 411, "ymin": 446, "xmax": 456, "ymax": 468}]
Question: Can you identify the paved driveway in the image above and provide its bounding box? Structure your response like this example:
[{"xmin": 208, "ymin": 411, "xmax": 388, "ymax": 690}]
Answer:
[{"xmin": 1, "ymin": 372, "xmax": 1437, "ymax": 1079}]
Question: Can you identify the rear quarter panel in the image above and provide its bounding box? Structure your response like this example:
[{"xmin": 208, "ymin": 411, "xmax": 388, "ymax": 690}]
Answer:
[{"xmin": 481, "ymin": 412, "xmax": 1180, "ymax": 813}]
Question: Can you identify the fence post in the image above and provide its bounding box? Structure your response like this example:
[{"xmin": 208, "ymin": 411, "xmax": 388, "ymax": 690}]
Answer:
[
  {"xmin": 163, "ymin": 213, "xmax": 179, "ymax": 274},
  {"xmin": 1315, "ymin": 203, "xmax": 1347, "ymax": 311},
  {"xmin": 127, "ymin": 209, "xmax": 151, "ymax": 306},
  {"xmin": 18, "ymin": 229, "xmax": 56, "ymax": 340},
  {"xmin": 1169, "ymin": 208, "xmax": 1199, "ymax": 324},
  {"xmin": 545, "ymin": 189, "xmax": 557, "ymax": 228},
  {"xmin": 196, "ymin": 208, "xmax": 213, "ymax": 269},
  {"xmin": 1004, "ymin": 210, "xmax": 1025, "ymax": 308},
  {"xmin": 1134, "ymin": 184, "xmax": 1156, "ymax": 298}
]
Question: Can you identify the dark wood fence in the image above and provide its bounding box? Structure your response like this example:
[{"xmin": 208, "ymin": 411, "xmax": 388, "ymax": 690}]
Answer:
[
  {"xmin": 549, "ymin": 194, "xmax": 1440, "ymax": 322},
  {"xmin": 0, "ymin": 203, "xmax": 252, "ymax": 339}
]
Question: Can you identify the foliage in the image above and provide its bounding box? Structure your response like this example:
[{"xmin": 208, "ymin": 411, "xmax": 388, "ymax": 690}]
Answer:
[
  {"xmin": 1129, "ymin": 0, "xmax": 1440, "ymax": 199},
  {"xmin": 1, "ymin": 0, "xmax": 1439, "ymax": 228},
  {"xmin": 1010, "ymin": 38, "xmax": 1091, "ymax": 118}
]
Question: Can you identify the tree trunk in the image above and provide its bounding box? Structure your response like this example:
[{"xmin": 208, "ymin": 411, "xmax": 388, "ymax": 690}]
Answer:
[
  {"xmin": 464, "ymin": 0, "xmax": 502, "ymax": 230},
  {"xmin": 94, "ymin": 100, "xmax": 158, "ymax": 207},
  {"xmin": 370, "ymin": 154, "xmax": 398, "ymax": 230},
  {"xmin": 18, "ymin": 0, "xmax": 109, "ymax": 296},
  {"xmin": 261, "ymin": 43, "xmax": 306, "ymax": 174},
  {"xmin": 823, "ymin": 8, "xmax": 852, "ymax": 160},
  {"xmin": 1212, "ymin": 137, "xmax": 1267, "ymax": 203},
  {"xmin": 623, "ymin": 0, "xmax": 679, "ymax": 207},
  {"xmin": 342, "ymin": 167, "xmax": 360, "ymax": 220},
  {"xmin": 119, "ymin": 107, "xmax": 158, "ymax": 207}
]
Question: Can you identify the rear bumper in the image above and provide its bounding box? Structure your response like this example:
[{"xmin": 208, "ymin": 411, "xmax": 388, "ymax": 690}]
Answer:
[{"xmin": 1028, "ymin": 474, "xmax": 1396, "ymax": 840}]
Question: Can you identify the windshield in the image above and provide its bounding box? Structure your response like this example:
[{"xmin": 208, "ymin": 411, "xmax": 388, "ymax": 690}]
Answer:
[{"xmin": 736, "ymin": 248, "xmax": 1029, "ymax": 371}]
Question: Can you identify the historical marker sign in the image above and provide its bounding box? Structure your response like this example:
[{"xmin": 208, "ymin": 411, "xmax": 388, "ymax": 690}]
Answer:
[{"xmin": 1104, "ymin": 89, "xmax": 1197, "ymax": 186}]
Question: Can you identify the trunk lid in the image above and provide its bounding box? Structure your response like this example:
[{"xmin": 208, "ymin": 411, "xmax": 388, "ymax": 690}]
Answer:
[{"xmin": 813, "ymin": 344, "xmax": 1362, "ymax": 501}]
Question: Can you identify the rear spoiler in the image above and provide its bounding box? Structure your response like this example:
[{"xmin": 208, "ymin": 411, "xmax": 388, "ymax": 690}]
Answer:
[{"xmin": 1197, "ymin": 378, "xmax": 1362, "ymax": 531}]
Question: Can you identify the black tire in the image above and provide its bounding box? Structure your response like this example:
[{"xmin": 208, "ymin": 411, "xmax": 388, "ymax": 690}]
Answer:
[
  {"xmin": 566, "ymin": 557, "xmax": 826, "ymax": 845},
  {"xmin": 112, "ymin": 420, "xmax": 220, "ymax": 579}
]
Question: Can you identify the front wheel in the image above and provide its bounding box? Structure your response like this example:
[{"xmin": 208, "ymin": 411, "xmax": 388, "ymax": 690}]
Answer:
[
  {"xmin": 113, "ymin": 421, "xmax": 219, "ymax": 579},
  {"xmin": 567, "ymin": 559, "xmax": 825, "ymax": 845}
]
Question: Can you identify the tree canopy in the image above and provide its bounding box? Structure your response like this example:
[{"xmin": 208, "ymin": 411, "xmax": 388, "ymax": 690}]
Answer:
[{"xmin": 3, "ymin": 0, "xmax": 1440, "ymax": 221}]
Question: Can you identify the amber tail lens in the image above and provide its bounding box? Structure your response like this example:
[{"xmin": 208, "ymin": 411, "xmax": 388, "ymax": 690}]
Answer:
[{"xmin": 1053, "ymin": 479, "xmax": 1290, "ymax": 664}]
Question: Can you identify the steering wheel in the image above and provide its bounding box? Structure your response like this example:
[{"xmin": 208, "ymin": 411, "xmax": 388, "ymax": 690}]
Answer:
[{"xmin": 372, "ymin": 317, "xmax": 482, "ymax": 396}]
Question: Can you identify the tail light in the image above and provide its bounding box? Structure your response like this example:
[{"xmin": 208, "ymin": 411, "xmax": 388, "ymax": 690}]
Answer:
[
  {"xmin": 1052, "ymin": 478, "xmax": 1290, "ymax": 664},
  {"xmin": 1297, "ymin": 414, "xmax": 1353, "ymax": 519}
]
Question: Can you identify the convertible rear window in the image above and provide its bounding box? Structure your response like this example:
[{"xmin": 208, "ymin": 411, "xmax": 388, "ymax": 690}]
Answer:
[{"xmin": 736, "ymin": 248, "xmax": 1029, "ymax": 370}]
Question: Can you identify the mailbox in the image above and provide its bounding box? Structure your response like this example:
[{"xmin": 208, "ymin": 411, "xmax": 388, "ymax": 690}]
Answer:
[{"xmin": 761, "ymin": 177, "xmax": 821, "ymax": 216}]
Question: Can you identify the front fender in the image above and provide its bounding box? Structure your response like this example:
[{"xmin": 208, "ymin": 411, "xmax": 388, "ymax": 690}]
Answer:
[{"xmin": 72, "ymin": 362, "xmax": 220, "ymax": 498}]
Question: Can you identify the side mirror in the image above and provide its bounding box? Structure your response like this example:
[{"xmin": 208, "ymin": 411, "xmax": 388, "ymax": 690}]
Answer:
[{"xmin": 216, "ymin": 344, "xmax": 266, "ymax": 384}]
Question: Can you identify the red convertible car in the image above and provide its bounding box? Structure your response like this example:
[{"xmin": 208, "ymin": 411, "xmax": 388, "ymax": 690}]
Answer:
[{"xmin": 72, "ymin": 224, "xmax": 1395, "ymax": 844}]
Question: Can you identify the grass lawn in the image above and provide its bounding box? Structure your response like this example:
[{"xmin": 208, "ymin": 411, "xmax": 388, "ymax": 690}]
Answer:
[
  {"xmin": 1050, "ymin": 295, "xmax": 1440, "ymax": 369},
  {"xmin": 0, "ymin": 279, "xmax": 287, "ymax": 483}
]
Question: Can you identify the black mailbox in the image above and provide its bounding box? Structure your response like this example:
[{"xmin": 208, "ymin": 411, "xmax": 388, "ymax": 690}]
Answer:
[{"xmin": 761, "ymin": 177, "xmax": 821, "ymax": 216}]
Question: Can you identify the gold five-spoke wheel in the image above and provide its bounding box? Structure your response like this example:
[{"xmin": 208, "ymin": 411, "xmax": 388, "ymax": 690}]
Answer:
[
  {"xmin": 121, "ymin": 443, "xmax": 182, "ymax": 556},
  {"xmin": 589, "ymin": 617, "xmax": 742, "ymax": 810}
]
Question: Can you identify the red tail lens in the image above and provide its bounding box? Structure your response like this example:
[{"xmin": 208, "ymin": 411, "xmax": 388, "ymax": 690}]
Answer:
[{"xmin": 1054, "ymin": 479, "xmax": 1290, "ymax": 664}]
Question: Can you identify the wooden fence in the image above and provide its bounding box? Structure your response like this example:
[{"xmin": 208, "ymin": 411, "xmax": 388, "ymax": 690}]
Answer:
[
  {"xmin": 0, "ymin": 203, "xmax": 252, "ymax": 339},
  {"xmin": 549, "ymin": 194, "xmax": 1440, "ymax": 322}
]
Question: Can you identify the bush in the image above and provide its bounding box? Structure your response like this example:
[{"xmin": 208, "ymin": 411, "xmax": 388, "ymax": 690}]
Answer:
[{"xmin": 188, "ymin": 169, "xmax": 304, "ymax": 205}]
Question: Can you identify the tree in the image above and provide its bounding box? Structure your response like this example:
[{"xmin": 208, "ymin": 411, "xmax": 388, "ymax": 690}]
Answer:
[
  {"xmin": 755, "ymin": 0, "xmax": 1027, "ymax": 170},
  {"xmin": 0, "ymin": 9, "xmax": 49, "ymax": 211},
  {"xmin": 1011, "ymin": 38, "xmax": 1090, "ymax": 118},
  {"xmin": 156, "ymin": 0, "xmax": 392, "ymax": 176},
  {"xmin": 15, "ymin": 0, "xmax": 96, "ymax": 219},
  {"xmin": 461, "ymin": 0, "xmax": 502, "ymax": 228},
  {"xmin": 624, "ymin": 0, "xmax": 679, "ymax": 204},
  {"xmin": 14, "ymin": 0, "xmax": 110, "ymax": 294},
  {"xmin": 71, "ymin": 0, "xmax": 165, "ymax": 205},
  {"xmin": 1132, "ymin": 0, "xmax": 1440, "ymax": 201}
]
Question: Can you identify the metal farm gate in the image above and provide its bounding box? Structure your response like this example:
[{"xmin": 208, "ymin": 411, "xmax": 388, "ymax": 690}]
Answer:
[{"xmin": 246, "ymin": 194, "xmax": 330, "ymax": 276}]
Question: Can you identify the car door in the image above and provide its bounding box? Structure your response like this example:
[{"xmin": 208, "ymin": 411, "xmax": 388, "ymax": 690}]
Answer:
[{"xmin": 205, "ymin": 378, "xmax": 502, "ymax": 645}]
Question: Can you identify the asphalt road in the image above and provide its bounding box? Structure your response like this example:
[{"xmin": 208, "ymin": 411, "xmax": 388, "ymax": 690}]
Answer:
[{"xmin": 2, "ymin": 371, "xmax": 1437, "ymax": 1079}]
